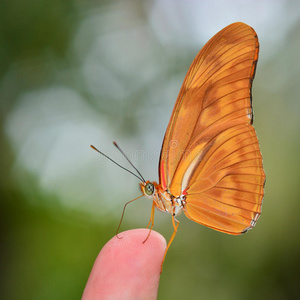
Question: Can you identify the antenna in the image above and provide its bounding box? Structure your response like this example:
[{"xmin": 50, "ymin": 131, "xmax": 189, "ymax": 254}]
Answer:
[
  {"xmin": 90, "ymin": 144, "xmax": 145, "ymax": 182},
  {"xmin": 113, "ymin": 141, "xmax": 146, "ymax": 182}
]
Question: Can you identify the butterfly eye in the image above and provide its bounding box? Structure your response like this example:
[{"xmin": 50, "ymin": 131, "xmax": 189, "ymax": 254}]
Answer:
[{"xmin": 145, "ymin": 182, "xmax": 155, "ymax": 196}]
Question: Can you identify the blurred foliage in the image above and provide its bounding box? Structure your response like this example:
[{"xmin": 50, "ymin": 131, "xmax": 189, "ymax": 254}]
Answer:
[{"xmin": 1, "ymin": 0, "xmax": 300, "ymax": 299}]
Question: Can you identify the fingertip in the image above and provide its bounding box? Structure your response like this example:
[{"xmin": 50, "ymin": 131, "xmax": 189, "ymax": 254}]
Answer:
[{"xmin": 82, "ymin": 229, "xmax": 166, "ymax": 300}]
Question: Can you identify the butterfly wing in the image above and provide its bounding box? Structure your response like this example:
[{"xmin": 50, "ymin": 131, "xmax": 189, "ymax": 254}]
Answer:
[{"xmin": 159, "ymin": 22, "xmax": 265, "ymax": 234}]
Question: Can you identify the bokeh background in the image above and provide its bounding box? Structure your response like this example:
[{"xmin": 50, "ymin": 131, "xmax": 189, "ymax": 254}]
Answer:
[{"xmin": 1, "ymin": 0, "xmax": 299, "ymax": 299}]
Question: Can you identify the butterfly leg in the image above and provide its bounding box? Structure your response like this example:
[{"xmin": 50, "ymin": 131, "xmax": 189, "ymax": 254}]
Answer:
[
  {"xmin": 116, "ymin": 194, "xmax": 144, "ymax": 238},
  {"xmin": 160, "ymin": 215, "xmax": 179, "ymax": 273},
  {"xmin": 143, "ymin": 201, "xmax": 156, "ymax": 243},
  {"xmin": 145, "ymin": 202, "xmax": 154, "ymax": 229}
]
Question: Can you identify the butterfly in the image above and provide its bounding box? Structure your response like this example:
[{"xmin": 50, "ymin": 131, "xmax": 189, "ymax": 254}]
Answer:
[{"xmin": 92, "ymin": 22, "xmax": 265, "ymax": 267}]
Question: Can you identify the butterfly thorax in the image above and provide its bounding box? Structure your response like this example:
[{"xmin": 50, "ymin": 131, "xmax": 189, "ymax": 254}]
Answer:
[{"xmin": 140, "ymin": 181, "xmax": 186, "ymax": 217}]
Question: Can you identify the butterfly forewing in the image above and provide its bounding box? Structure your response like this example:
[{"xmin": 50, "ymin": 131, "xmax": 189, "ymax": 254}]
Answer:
[{"xmin": 159, "ymin": 22, "xmax": 265, "ymax": 234}]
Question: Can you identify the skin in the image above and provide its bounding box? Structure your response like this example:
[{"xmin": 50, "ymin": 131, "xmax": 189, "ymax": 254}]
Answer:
[{"xmin": 82, "ymin": 229, "xmax": 167, "ymax": 300}]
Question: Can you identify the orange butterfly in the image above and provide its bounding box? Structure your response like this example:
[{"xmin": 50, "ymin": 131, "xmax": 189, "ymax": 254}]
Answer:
[{"xmin": 92, "ymin": 22, "xmax": 265, "ymax": 267}]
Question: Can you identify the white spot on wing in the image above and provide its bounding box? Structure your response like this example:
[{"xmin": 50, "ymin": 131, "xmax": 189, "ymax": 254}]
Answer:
[
  {"xmin": 181, "ymin": 150, "xmax": 203, "ymax": 192},
  {"xmin": 247, "ymin": 108, "xmax": 252, "ymax": 121}
]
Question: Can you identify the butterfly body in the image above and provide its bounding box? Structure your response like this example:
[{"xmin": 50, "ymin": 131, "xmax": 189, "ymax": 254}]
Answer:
[{"xmin": 140, "ymin": 181, "xmax": 186, "ymax": 217}]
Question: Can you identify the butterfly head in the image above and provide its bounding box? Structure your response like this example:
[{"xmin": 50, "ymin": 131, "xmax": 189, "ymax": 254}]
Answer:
[{"xmin": 140, "ymin": 180, "xmax": 157, "ymax": 197}]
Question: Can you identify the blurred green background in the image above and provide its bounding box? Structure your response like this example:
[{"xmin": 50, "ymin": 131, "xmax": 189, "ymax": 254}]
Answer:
[{"xmin": 1, "ymin": 0, "xmax": 299, "ymax": 299}]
